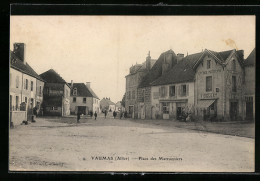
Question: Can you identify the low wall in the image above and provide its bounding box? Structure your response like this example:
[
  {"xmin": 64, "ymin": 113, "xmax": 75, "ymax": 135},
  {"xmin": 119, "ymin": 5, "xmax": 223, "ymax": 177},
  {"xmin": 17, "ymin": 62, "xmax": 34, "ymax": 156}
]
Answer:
[{"xmin": 10, "ymin": 111, "xmax": 27, "ymax": 126}]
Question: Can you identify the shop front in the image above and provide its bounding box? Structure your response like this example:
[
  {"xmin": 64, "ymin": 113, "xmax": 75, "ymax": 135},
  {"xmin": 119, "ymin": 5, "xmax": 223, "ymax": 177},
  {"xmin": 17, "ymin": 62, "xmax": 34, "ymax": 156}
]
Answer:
[{"xmin": 197, "ymin": 99, "xmax": 217, "ymax": 121}]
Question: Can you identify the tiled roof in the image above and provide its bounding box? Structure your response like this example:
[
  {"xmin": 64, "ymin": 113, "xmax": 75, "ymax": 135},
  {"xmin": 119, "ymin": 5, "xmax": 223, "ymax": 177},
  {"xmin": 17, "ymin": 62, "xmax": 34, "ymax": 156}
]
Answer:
[
  {"xmin": 151, "ymin": 59, "xmax": 195, "ymax": 86},
  {"xmin": 138, "ymin": 49, "xmax": 176, "ymax": 88},
  {"xmin": 10, "ymin": 51, "xmax": 45, "ymax": 82},
  {"xmin": 68, "ymin": 83, "xmax": 99, "ymax": 99},
  {"xmin": 40, "ymin": 69, "xmax": 70, "ymax": 87},
  {"xmin": 244, "ymin": 48, "xmax": 255, "ymax": 66}
]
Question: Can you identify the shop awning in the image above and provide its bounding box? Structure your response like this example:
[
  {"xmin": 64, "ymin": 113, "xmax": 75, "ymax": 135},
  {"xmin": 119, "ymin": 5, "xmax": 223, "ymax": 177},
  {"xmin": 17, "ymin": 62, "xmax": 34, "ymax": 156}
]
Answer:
[{"xmin": 197, "ymin": 99, "xmax": 216, "ymax": 108}]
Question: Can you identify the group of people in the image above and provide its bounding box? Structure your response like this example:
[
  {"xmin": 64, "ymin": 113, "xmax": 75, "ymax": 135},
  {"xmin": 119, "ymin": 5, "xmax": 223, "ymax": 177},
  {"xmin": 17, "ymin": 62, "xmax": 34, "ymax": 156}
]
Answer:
[{"xmin": 77, "ymin": 111, "xmax": 97, "ymax": 123}]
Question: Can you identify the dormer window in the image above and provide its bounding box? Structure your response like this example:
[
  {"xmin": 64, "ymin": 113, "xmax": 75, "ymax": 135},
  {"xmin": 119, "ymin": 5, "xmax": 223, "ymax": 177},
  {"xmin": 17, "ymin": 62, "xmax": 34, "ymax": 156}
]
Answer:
[{"xmin": 73, "ymin": 88, "xmax": 77, "ymax": 96}]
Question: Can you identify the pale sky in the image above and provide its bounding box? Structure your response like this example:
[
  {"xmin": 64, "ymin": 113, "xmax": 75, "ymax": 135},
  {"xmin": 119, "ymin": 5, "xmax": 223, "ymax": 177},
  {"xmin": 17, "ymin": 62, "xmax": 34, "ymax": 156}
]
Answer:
[{"xmin": 10, "ymin": 16, "xmax": 255, "ymax": 103}]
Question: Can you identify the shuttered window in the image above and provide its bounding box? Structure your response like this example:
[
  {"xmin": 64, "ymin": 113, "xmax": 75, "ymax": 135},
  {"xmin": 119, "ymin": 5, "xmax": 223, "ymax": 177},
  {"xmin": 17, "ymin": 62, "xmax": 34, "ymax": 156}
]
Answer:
[
  {"xmin": 179, "ymin": 84, "xmax": 189, "ymax": 97},
  {"xmin": 169, "ymin": 86, "xmax": 175, "ymax": 97}
]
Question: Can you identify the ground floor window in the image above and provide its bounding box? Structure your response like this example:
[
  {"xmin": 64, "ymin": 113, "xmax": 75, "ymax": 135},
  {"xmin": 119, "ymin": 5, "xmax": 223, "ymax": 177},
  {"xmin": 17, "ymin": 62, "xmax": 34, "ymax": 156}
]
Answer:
[
  {"xmin": 162, "ymin": 102, "xmax": 169, "ymax": 114},
  {"xmin": 52, "ymin": 107, "xmax": 58, "ymax": 110}
]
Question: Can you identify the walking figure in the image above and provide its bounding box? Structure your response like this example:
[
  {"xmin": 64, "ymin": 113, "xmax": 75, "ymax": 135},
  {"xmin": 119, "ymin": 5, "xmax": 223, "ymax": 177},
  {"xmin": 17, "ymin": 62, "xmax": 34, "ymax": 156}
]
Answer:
[
  {"xmin": 104, "ymin": 110, "xmax": 107, "ymax": 119},
  {"xmin": 120, "ymin": 111, "xmax": 123, "ymax": 119},
  {"xmin": 94, "ymin": 111, "xmax": 97, "ymax": 120},
  {"xmin": 113, "ymin": 111, "xmax": 117, "ymax": 119},
  {"xmin": 90, "ymin": 111, "xmax": 93, "ymax": 118},
  {"xmin": 77, "ymin": 111, "xmax": 81, "ymax": 123}
]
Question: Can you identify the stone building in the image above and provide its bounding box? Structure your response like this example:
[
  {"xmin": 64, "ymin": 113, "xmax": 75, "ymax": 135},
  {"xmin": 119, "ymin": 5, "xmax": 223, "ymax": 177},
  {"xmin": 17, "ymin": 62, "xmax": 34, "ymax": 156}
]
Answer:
[
  {"xmin": 243, "ymin": 48, "xmax": 255, "ymax": 120},
  {"xmin": 100, "ymin": 97, "xmax": 116, "ymax": 112},
  {"xmin": 125, "ymin": 52, "xmax": 156, "ymax": 118},
  {"xmin": 10, "ymin": 43, "xmax": 45, "ymax": 125},
  {"xmin": 193, "ymin": 49, "xmax": 245, "ymax": 121},
  {"xmin": 69, "ymin": 82, "xmax": 100, "ymax": 115},
  {"xmin": 137, "ymin": 49, "xmax": 177, "ymax": 119},
  {"xmin": 40, "ymin": 69, "xmax": 71, "ymax": 116}
]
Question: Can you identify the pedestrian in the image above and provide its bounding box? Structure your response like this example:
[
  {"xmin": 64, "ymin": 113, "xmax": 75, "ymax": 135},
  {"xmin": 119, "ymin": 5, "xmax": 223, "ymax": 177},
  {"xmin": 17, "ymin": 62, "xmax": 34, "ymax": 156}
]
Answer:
[
  {"xmin": 124, "ymin": 111, "xmax": 128, "ymax": 118},
  {"xmin": 94, "ymin": 111, "xmax": 97, "ymax": 120},
  {"xmin": 113, "ymin": 111, "xmax": 117, "ymax": 119},
  {"xmin": 77, "ymin": 111, "xmax": 81, "ymax": 123},
  {"xmin": 32, "ymin": 106, "xmax": 37, "ymax": 122},
  {"xmin": 90, "ymin": 111, "xmax": 93, "ymax": 118},
  {"xmin": 120, "ymin": 111, "xmax": 123, "ymax": 119},
  {"xmin": 104, "ymin": 110, "xmax": 107, "ymax": 119}
]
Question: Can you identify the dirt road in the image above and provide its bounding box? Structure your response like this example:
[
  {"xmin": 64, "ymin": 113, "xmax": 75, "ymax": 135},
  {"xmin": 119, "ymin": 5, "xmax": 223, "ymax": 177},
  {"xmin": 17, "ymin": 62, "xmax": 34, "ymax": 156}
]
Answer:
[{"xmin": 9, "ymin": 117, "xmax": 254, "ymax": 172}]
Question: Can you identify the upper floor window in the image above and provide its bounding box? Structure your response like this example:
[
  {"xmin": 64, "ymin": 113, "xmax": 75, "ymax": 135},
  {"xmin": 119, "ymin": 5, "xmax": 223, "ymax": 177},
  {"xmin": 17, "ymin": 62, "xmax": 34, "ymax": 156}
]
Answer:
[
  {"xmin": 73, "ymin": 88, "xmax": 77, "ymax": 96},
  {"xmin": 39, "ymin": 86, "xmax": 42, "ymax": 95},
  {"xmin": 16, "ymin": 76, "xmax": 19, "ymax": 88},
  {"xmin": 73, "ymin": 97, "xmax": 76, "ymax": 102},
  {"xmin": 180, "ymin": 84, "xmax": 187, "ymax": 96},
  {"xmin": 232, "ymin": 59, "xmax": 236, "ymax": 71},
  {"xmin": 206, "ymin": 76, "xmax": 212, "ymax": 92},
  {"xmin": 31, "ymin": 81, "xmax": 33, "ymax": 91},
  {"xmin": 169, "ymin": 86, "xmax": 175, "ymax": 97},
  {"xmin": 159, "ymin": 86, "xmax": 167, "ymax": 98},
  {"xmin": 25, "ymin": 79, "xmax": 28, "ymax": 90},
  {"xmin": 132, "ymin": 90, "xmax": 135, "ymax": 99},
  {"xmin": 207, "ymin": 60, "xmax": 211, "ymax": 69},
  {"xmin": 83, "ymin": 97, "xmax": 86, "ymax": 103},
  {"xmin": 232, "ymin": 76, "xmax": 237, "ymax": 92}
]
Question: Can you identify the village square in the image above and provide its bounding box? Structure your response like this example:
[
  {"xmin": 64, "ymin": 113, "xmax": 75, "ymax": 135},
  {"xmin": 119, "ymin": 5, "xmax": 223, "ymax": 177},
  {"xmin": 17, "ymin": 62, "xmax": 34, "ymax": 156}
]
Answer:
[{"xmin": 9, "ymin": 16, "xmax": 255, "ymax": 172}]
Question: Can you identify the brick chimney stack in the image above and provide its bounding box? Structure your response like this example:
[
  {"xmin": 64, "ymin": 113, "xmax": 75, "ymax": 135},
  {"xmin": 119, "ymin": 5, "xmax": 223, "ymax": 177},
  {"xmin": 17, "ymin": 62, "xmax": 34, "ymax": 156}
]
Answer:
[
  {"xmin": 146, "ymin": 51, "xmax": 151, "ymax": 71},
  {"xmin": 13, "ymin": 43, "xmax": 26, "ymax": 64}
]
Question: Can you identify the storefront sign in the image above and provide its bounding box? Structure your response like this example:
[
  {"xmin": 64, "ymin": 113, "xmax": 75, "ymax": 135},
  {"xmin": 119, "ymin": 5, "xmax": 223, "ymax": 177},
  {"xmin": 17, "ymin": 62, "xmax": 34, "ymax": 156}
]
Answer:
[
  {"xmin": 200, "ymin": 93, "xmax": 218, "ymax": 99},
  {"xmin": 197, "ymin": 69, "xmax": 221, "ymax": 75}
]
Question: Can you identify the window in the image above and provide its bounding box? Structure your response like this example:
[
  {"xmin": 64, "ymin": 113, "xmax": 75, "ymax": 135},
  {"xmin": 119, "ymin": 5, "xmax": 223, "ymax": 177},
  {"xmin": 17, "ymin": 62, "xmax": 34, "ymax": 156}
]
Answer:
[
  {"xmin": 128, "ymin": 91, "xmax": 131, "ymax": 100},
  {"xmin": 83, "ymin": 97, "xmax": 86, "ymax": 103},
  {"xmin": 169, "ymin": 86, "xmax": 175, "ymax": 97},
  {"xmin": 31, "ymin": 81, "xmax": 33, "ymax": 91},
  {"xmin": 180, "ymin": 85, "xmax": 187, "ymax": 96},
  {"xmin": 132, "ymin": 90, "xmax": 135, "ymax": 99},
  {"xmin": 16, "ymin": 76, "xmax": 19, "ymax": 88},
  {"xmin": 73, "ymin": 88, "xmax": 77, "ymax": 96},
  {"xmin": 39, "ymin": 86, "xmax": 42, "ymax": 96},
  {"xmin": 25, "ymin": 97, "xmax": 27, "ymax": 103},
  {"xmin": 207, "ymin": 60, "xmax": 211, "ymax": 69},
  {"xmin": 52, "ymin": 107, "xmax": 58, "ymax": 110},
  {"xmin": 160, "ymin": 87, "xmax": 166, "ymax": 97},
  {"xmin": 162, "ymin": 102, "xmax": 169, "ymax": 114},
  {"xmin": 232, "ymin": 59, "xmax": 236, "ymax": 71},
  {"xmin": 25, "ymin": 79, "xmax": 28, "ymax": 90},
  {"xmin": 73, "ymin": 97, "xmax": 76, "ymax": 102},
  {"xmin": 15, "ymin": 96, "xmax": 19, "ymax": 110},
  {"xmin": 206, "ymin": 76, "xmax": 212, "ymax": 92},
  {"xmin": 232, "ymin": 76, "xmax": 237, "ymax": 92}
]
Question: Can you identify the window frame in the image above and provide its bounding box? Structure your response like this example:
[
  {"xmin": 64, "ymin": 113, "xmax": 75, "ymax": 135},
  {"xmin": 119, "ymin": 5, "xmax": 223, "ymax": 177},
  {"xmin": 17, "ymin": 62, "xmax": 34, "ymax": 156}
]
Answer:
[
  {"xmin": 207, "ymin": 60, "xmax": 211, "ymax": 69},
  {"xmin": 181, "ymin": 84, "xmax": 187, "ymax": 96},
  {"xmin": 83, "ymin": 97, "xmax": 86, "ymax": 103},
  {"xmin": 169, "ymin": 85, "xmax": 176, "ymax": 97},
  {"xmin": 232, "ymin": 75, "xmax": 237, "ymax": 92},
  {"xmin": 73, "ymin": 97, "xmax": 77, "ymax": 103},
  {"xmin": 31, "ymin": 81, "xmax": 33, "ymax": 91},
  {"xmin": 162, "ymin": 102, "xmax": 169, "ymax": 114},
  {"xmin": 73, "ymin": 88, "xmax": 77, "ymax": 96}
]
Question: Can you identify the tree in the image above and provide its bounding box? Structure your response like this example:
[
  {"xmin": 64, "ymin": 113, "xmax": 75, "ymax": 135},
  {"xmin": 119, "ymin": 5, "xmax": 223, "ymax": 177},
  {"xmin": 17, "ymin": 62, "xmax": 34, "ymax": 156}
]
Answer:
[{"xmin": 121, "ymin": 93, "xmax": 126, "ymax": 108}]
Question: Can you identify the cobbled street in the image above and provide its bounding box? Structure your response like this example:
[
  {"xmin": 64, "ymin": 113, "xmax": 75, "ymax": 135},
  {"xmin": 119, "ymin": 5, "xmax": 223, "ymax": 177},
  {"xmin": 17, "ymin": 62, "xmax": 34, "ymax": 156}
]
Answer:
[{"xmin": 9, "ymin": 115, "xmax": 254, "ymax": 172}]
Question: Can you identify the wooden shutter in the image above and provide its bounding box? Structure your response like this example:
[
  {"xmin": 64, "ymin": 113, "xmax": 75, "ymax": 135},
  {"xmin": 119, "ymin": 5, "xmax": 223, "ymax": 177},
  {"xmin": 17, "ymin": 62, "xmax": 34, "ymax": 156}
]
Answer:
[{"xmin": 186, "ymin": 84, "xmax": 189, "ymax": 96}]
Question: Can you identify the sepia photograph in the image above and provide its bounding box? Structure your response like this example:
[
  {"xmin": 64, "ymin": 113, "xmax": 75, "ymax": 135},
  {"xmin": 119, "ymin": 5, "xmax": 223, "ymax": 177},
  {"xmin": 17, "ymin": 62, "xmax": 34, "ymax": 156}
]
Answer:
[{"xmin": 9, "ymin": 15, "xmax": 255, "ymax": 172}]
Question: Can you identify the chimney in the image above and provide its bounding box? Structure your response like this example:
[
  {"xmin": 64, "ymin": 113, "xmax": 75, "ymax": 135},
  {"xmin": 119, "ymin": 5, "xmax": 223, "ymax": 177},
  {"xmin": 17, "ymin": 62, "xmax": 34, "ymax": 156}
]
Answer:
[
  {"xmin": 86, "ymin": 82, "xmax": 91, "ymax": 88},
  {"xmin": 177, "ymin": 53, "xmax": 184, "ymax": 63},
  {"xmin": 146, "ymin": 51, "xmax": 151, "ymax": 71},
  {"xmin": 13, "ymin": 43, "xmax": 26, "ymax": 64},
  {"xmin": 71, "ymin": 80, "xmax": 73, "ymax": 88}
]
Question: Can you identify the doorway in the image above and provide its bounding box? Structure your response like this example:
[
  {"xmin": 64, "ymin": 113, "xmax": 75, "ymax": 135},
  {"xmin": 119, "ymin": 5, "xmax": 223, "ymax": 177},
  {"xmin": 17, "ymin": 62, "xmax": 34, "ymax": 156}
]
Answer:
[
  {"xmin": 77, "ymin": 106, "xmax": 86, "ymax": 115},
  {"xmin": 129, "ymin": 105, "xmax": 134, "ymax": 118},
  {"xmin": 246, "ymin": 101, "xmax": 253, "ymax": 120},
  {"xmin": 177, "ymin": 107, "xmax": 182, "ymax": 120},
  {"xmin": 230, "ymin": 101, "xmax": 238, "ymax": 121}
]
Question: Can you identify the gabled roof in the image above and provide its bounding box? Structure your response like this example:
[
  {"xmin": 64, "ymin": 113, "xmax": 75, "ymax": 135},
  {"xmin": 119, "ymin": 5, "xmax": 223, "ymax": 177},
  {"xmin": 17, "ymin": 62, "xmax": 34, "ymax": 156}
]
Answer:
[
  {"xmin": 151, "ymin": 58, "xmax": 195, "ymax": 86},
  {"xmin": 10, "ymin": 51, "xmax": 45, "ymax": 82},
  {"xmin": 138, "ymin": 49, "xmax": 175, "ymax": 88},
  {"xmin": 68, "ymin": 83, "xmax": 99, "ymax": 99},
  {"xmin": 100, "ymin": 98, "xmax": 115, "ymax": 107},
  {"xmin": 40, "ymin": 69, "xmax": 70, "ymax": 87},
  {"xmin": 244, "ymin": 48, "xmax": 255, "ymax": 66}
]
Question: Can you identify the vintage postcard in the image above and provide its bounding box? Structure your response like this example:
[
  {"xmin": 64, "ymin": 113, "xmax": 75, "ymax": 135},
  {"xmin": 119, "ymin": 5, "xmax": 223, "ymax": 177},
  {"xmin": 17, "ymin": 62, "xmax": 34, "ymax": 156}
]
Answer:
[{"xmin": 9, "ymin": 15, "xmax": 255, "ymax": 172}]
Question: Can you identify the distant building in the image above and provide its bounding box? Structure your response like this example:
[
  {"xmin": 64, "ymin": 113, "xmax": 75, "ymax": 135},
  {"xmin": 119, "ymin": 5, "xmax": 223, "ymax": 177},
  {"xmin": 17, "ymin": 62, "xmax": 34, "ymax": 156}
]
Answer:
[
  {"xmin": 40, "ymin": 69, "xmax": 70, "ymax": 116},
  {"xmin": 115, "ymin": 101, "xmax": 123, "ymax": 112},
  {"xmin": 10, "ymin": 43, "xmax": 45, "ymax": 124},
  {"xmin": 100, "ymin": 98, "xmax": 116, "ymax": 112},
  {"xmin": 69, "ymin": 82, "xmax": 100, "ymax": 115},
  {"xmin": 125, "ymin": 52, "xmax": 156, "ymax": 118}
]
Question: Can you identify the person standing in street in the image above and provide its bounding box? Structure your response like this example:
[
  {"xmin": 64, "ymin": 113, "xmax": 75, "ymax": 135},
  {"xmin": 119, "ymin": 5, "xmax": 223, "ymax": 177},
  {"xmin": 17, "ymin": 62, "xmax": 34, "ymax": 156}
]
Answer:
[
  {"xmin": 77, "ymin": 111, "xmax": 81, "ymax": 123},
  {"xmin": 113, "ymin": 111, "xmax": 117, "ymax": 119},
  {"xmin": 94, "ymin": 111, "xmax": 97, "ymax": 120},
  {"xmin": 104, "ymin": 110, "xmax": 107, "ymax": 119}
]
